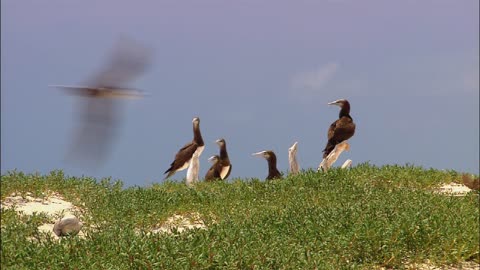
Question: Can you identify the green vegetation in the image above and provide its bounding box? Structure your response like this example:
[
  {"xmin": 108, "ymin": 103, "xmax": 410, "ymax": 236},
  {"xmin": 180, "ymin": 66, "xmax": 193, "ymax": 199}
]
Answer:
[{"xmin": 1, "ymin": 164, "xmax": 479, "ymax": 269}]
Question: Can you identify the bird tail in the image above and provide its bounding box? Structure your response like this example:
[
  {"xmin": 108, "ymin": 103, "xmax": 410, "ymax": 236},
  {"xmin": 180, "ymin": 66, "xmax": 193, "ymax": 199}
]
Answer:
[
  {"xmin": 322, "ymin": 141, "xmax": 336, "ymax": 159},
  {"xmin": 164, "ymin": 167, "xmax": 175, "ymax": 179}
]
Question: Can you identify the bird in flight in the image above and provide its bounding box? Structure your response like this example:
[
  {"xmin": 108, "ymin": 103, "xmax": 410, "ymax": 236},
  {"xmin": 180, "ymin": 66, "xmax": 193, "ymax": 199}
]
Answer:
[{"xmin": 50, "ymin": 37, "xmax": 152, "ymax": 169}]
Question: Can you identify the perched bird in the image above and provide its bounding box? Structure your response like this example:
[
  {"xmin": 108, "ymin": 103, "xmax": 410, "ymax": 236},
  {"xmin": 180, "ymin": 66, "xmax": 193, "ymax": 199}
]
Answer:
[
  {"xmin": 323, "ymin": 99, "xmax": 356, "ymax": 159},
  {"xmin": 288, "ymin": 141, "xmax": 300, "ymax": 175},
  {"xmin": 215, "ymin": 138, "xmax": 232, "ymax": 180},
  {"xmin": 164, "ymin": 117, "xmax": 205, "ymax": 179},
  {"xmin": 50, "ymin": 37, "xmax": 152, "ymax": 168},
  {"xmin": 205, "ymin": 155, "xmax": 221, "ymax": 181},
  {"xmin": 252, "ymin": 150, "xmax": 282, "ymax": 180}
]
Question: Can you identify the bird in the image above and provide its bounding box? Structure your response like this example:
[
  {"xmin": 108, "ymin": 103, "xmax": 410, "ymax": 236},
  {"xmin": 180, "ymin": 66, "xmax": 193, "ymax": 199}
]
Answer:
[
  {"xmin": 50, "ymin": 37, "xmax": 152, "ymax": 169},
  {"xmin": 164, "ymin": 117, "xmax": 205, "ymax": 179},
  {"xmin": 252, "ymin": 150, "xmax": 282, "ymax": 180},
  {"xmin": 53, "ymin": 216, "xmax": 83, "ymax": 237},
  {"xmin": 204, "ymin": 155, "xmax": 221, "ymax": 181},
  {"xmin": 288, "ymin": 141, "xmax": 300, "ymax": 175},
  {"xmin": 323, "ymin": 99, "xmax": 356, "ymax": 159},
  {"xmin": 215, "ymin": 138, "xmax": 232, "ymax": 180}
]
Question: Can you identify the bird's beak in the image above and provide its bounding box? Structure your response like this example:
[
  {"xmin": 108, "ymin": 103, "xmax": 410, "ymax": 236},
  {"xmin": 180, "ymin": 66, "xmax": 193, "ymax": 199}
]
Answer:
[
  {"xmin": 207, "ymin": 156, "xmax": 216, "ymax": 163},
  {"xmin": 327, "ymin": 101, "xmax": 339, "ymax": 106},
  {"xmin": 215, "ymin": 139, "xmax": 221, "ymax": 145},
  {"xmin": 252, "ymin": 151, "xmax": 265, "ymax": 157}
]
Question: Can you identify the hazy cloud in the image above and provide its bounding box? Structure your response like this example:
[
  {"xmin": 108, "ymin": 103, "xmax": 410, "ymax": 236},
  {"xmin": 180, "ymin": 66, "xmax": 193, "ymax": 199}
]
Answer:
[{"xmin": 291, "ymin": 62, "xmax": 339, "ymax": 93}]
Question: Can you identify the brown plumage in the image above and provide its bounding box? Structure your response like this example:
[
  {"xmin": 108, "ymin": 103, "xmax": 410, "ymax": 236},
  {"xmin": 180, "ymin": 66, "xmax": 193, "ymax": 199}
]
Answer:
[
  {"xmin": 205, "ymin": 155, "xmax": 221, "ymax": 181},
  {"xmin": 215, "ymin": 138, "xmax": 232, "ymax": 180},
  {"xmin": 323, "ymin": 99, "xmax": 356, "ymax": 159},
  {"xmin": 164, "ymin": 117, "xmax": 205, "ymax": 179},
  {"xmin": 252, "ymin": 150, "xmax": 282, "ymax": 180}
]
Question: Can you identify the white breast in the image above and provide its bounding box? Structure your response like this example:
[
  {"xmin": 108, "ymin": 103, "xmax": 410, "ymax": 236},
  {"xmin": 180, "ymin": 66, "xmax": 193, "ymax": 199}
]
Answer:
[{"xmin": 195, "ymin": 145, "xmax": 205, "ymax": 157}]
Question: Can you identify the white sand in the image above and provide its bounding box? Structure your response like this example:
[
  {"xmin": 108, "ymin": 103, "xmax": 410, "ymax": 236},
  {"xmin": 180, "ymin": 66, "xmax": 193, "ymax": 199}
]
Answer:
[
  {"xmin": 1, "ymin": 191, "xmax": 83, "ymax": 238},
  {"xmin": 436, "ymin": 183, "xmax": 474, "ymax": 196},
  {"xmin": 152, "ymin": 212, "xmax": 207, "ymax": 234},
  {"xmin": 1, "ymin": 192, "xmax": 79, "ymax": 217}
]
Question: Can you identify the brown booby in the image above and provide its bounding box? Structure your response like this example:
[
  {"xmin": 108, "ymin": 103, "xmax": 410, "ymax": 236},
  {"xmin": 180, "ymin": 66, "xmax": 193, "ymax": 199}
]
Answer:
[
  {"xmin": 252, "ymin": 150, "xmax": 282, "ymax": 180},
  {"xmin": 323, "ymin": 99, "xmax": 356, "ymax": 159},
  {"xmin": 49, "ymin": 38, "xmax": 151, "ymax": 169},
  {"xmin": 164, "ymin": 117, "xmax": 205, "ymax": 179},
  {"xmin": 288, "ymin": 142, "xmax": 300, "ymax": 175},
  {"xmin": 215, "ymin": 138, "xmax": 232, "ymax": 180},
  {"xmin": 204, "ymin": 155, "xmax": 221, "ymax": 181}
]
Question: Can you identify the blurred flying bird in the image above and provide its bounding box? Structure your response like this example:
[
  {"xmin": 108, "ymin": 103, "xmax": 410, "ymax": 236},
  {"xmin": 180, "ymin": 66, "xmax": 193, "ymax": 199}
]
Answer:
[
  {"xmin": 164, "ymin": 117, "xmax": 205, "ymax": 179},
  {"xmin": 252, "ymin": 150, "xmax": 282, "ymax": 180},
  {"xmin": 323, "ymin": 99, "xmax": 356, "ymax": 159},
  {"xmin": 50, "ymin": 37, "xmax": 152, "ymax": 168}
]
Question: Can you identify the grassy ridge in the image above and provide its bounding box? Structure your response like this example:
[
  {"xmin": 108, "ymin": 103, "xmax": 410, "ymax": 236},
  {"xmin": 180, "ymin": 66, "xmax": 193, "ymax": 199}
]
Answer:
[{"xmin": 1, "ymin": 164, "xmax": 479, "ymax": 269}]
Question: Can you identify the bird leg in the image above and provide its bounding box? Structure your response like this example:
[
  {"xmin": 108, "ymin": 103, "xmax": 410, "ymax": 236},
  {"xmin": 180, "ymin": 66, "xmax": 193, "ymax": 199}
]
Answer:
[{"xmin": 318, "ymin": 141, "xmax": 350, "ymax": 172}]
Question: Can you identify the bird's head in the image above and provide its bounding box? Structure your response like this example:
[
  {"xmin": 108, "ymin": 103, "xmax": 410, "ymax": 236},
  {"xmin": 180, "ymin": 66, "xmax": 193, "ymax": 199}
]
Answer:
[
  {"xmin": 252, "ymin": 150, "xmax": 275, "ymax": 161},
  {"xmin": 327, "ymin": 99, "xmax": 349, "ymax": 108},
  {"xmin": 192, "ymin": 117, "xmax": 200, "ymax": 125},
  {"xmin": 208, "ymin": 155, "xmax": 220, "ymax": 164},
  {"xmin": 215, "ymin": 138, "xmax": 226, "ymax": 147}
]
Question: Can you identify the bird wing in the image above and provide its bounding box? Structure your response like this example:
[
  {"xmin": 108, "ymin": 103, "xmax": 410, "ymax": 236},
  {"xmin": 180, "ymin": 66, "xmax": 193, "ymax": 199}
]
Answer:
[
  {"xmin": 87, "ymin": 37, "xmax": 152, "ymax": 88},
  {"xmin": 50, "ymin": 85, "xmax": 146, "ymax": 99},
  {"xmin": 219, "ymin": 164, "xmax": 232, "ymax": 180},
  {"xmin": 327, "ymin": 120, "xmax": 337, "ymax": 141},
  {"xmin": 328, "ymin": 118, "xmax": 355, "ymax": 143},
  {"xmin": 332, "ymin": 118, "xmax": 355, "ymax": 142},
  {"xmin": 204, "ymin": 164, "xmax": 219, "ymax": 181},
  {"xmin": 164, "ymin": 142, "xmax": 198, "ymax": 178},
  {"xmin": 50, "ymin": 85, "xmax": 98, "ymax": 96}
]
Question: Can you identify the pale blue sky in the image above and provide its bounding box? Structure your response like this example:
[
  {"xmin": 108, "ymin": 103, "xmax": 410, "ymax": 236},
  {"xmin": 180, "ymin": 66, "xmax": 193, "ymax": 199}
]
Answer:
[{"xmin": 2, "ymin": 0, "xmax": 478, "ymax": 186}]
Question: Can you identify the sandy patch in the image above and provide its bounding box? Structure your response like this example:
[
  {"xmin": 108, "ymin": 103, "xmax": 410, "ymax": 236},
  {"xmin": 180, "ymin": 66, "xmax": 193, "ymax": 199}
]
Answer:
[
  {"xmin": 1, "ymin": 191, "xmax": 80, "ymax": 217},
  {"xmin": 406, "ymin": 261, "xmax": 479, "ymax": 270},
  {"xmin": 136, "ymin": 212, "xmax": 210, "ymax": 235},
  {"xmin": 435, "ymin": 183, "xmax": 474, "ymax": 196},
  {"xmin": 375, "ymin": 259, "xmax": 479, "ymax": 270},
  {"xmin": 1, "ymin": 191, "xmax": 84, "ymax": 239}
]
